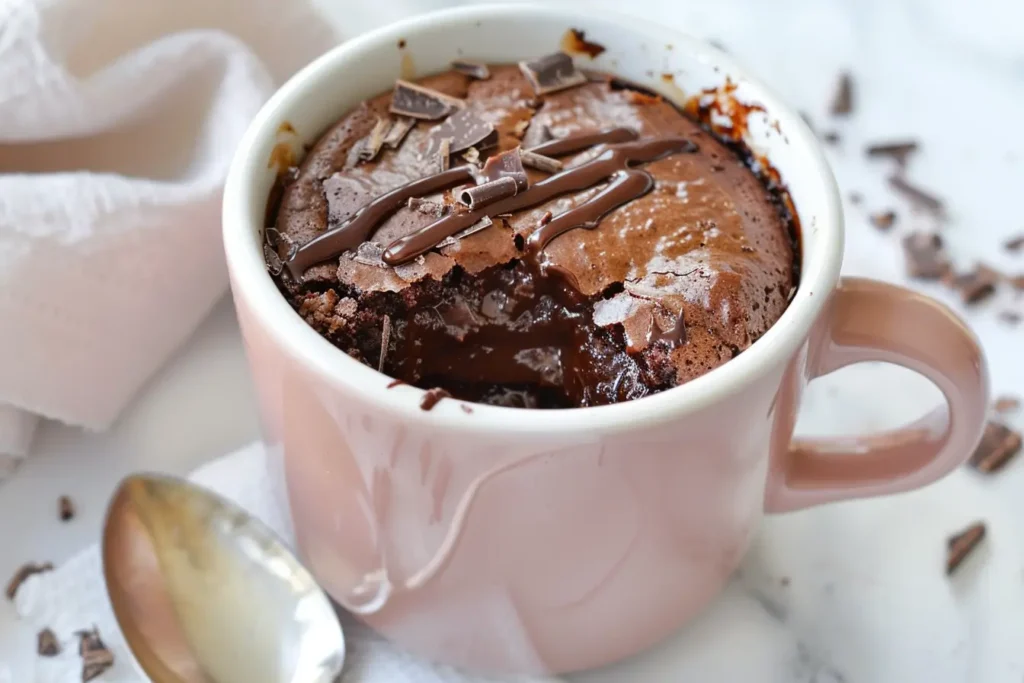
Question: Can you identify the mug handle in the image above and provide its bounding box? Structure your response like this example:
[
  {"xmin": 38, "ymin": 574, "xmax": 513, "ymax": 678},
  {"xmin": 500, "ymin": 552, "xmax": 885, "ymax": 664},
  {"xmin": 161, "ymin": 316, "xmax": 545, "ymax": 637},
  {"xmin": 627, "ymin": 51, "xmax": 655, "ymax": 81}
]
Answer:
[{"xmin": 766, "ymin": 277, "xmax": 989, "ymax": 513}]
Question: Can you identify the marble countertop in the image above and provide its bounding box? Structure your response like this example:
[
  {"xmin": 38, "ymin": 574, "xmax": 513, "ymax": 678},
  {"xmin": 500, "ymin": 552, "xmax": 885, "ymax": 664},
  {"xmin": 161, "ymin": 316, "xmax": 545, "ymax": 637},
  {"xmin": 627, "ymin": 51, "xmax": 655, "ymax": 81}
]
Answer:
[{"xmin": 2, "ymin": 0, "xmax": 1023, "ymax": 680}]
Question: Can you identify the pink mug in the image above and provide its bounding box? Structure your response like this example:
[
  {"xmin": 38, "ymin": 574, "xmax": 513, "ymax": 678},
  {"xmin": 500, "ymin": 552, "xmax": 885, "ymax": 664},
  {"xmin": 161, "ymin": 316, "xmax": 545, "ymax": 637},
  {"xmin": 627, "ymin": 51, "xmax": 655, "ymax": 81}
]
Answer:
[{"xmin": 222, "ymin": 4, "xmax": 989, "ymax": 675}]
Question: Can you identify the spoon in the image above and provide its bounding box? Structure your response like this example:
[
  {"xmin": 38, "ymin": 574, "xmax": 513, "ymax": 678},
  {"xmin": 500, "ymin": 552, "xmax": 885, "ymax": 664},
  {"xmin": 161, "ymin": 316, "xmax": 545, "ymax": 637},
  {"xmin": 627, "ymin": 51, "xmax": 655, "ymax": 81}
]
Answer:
[{"xmin": 101, "ymin": 474, "xmax": 345, "ymax": 683}]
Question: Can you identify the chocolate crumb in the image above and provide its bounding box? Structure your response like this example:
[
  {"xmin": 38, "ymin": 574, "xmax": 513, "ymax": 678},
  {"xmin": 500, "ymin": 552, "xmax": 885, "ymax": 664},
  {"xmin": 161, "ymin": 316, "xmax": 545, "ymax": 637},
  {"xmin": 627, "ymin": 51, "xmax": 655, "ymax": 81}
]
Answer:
[
  {"xmin": 37, "ymin": 628, "xmax": 60, "ymax": 656},
  {"xmin": 6, "ymin": 562, "xmax": 53, "ymax": 600},
  {"xmin": 58, "ymin": 495, "xmax": 75, "ymax": 522},
  {"xmin": 519, "ymin": 52, "xmax": 588, "ymax": 96},
  {"xmin": 848, "ymin": 191, "xmax": 863, "ymax": 205},
  {"xmin": 946, "ymin": 521, "xmax": 986, "ymax": 575},
  {"xmin": 460, "ymin": 404, "xmax": 474, "ymax": 414},
  {"xmin": 383, "ymin": 116, "xmax": 415, "ymax": 149},
  {"xmin": 968, "ymin": 422, "xmax": 1022, "ymax": 474},
  {"xmin": 539, "ymin": 210, "xmax": 553, "ymax": 226},
  {"xmin": 901, "ymin": 232, "xmax": 949, "ymax": 279},
  {"xmin": 378, "ymin": 315, "xmax": 391, "ymax": 373},
  {"xmin": 993, "ymin": 395, "xmax": 1021, "ymax": 415},
  {"xmin": 407, "ymin": 197, "xmax": 446, "ymax": 218},
  {"xmin": 390, "ymin": 80, "xmax": 464, "ymax": 120},
  {"xmin": 866, "ymin": 140, "xmax": 919, "ymax": 166},
  {"xmin": 822, "ymin": 131, "xmax": 841, "ymax": 145},
  {"xmin": 830, "ymin": 72, "xmax": 854, "ymax": 116},
  {"xmin": 387, "ymin": 379, "xmax": 405, "ymax": 389},
  {"xmin": 1004, "ymin": 234, "xmax": 1024, "ymax": 253},
  {"xmin": 78, "ymin": 627, "xmax": 114, "ymax": 682},
  {"xmin": 951, "ymin": 264, "xmax": 1000, "ymax": 304},
  {"xmin": 998, "ymin": 311, "xmax": 1021, "ymax": 326},
  {"xmin": 888, "ymin": 174, "xmax": 945, "ymax": 218},
  {"xmin": 451, "ymin": 59, "xmax": 491, "ymax": 80},
  {"xmin": 562, "ymin": 28, "xmax": 606, "ymax": 58},
  {"xmin": 420, "ymin": 388, "xmax": 451, "ymax": 411},
  {"xmin": 437, "ymin": 137, "xmax": 451, "ymax": 172},
  {"xmin": 520, "ymin": 148, "xmax": 563, "ymax": 173},
  {"xmin": 870, "ymin": 210, "xmax": 897, "ymax": 231},
  {"xmin": 397, "ymin": 39, "xmax": 407, "ymax": 49}
]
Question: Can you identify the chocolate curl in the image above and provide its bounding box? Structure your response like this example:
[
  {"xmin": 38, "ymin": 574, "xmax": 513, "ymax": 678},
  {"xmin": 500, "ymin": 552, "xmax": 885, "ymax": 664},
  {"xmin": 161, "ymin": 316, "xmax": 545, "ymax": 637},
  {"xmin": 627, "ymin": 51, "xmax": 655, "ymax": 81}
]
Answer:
[{"xmin": 458, "ymin": 176, "xmax": 519, "ymax": 210}]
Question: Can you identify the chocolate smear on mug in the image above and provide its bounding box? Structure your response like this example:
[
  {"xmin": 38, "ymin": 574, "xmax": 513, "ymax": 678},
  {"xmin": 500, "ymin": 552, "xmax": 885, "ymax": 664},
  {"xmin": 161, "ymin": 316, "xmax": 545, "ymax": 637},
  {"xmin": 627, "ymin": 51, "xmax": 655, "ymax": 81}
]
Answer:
[
  {"xmin": 37, "ymin": 628, "xmax": 61, "ymax": 657},
  {"xmin": 951, "ymin": 264, "xmax": 1000, "ymax": 304},
  {"xmin": 902, "ymin": 233, "xmax": 949, "ymax": 279},
  {"xmin": 888, "ymin": 174, "xmax": 945, "ymax": 218},
  {"xmin": 58, "ymin": 495, "xmax": 75, "ymax": 522},
  {"xmin": 519, "ymin": 52, "xmax": 588, "ymax": 96},
  {"xmin": 390, "ymin": 80, "xmax": 464, "ymax": 120},
  {"xmin": 78, "ymin": 627, "xmax": 114, "ymax": 682},
  {"xmin": 1004, "ymin": 233, "xmax": 1024, "ymax": 253},
  {"xmin": 829, "ymin": 71, "xmax": 854, "ymax": 116},
  {"xmin": 561, "ymin": 28, "xmax": 606, "ymax": 58},
  {"xmin": 993, "ymin": 395, "xmax": 1021, "ymax": 415},
  {"xmin": 383, "ymin": 116, "xmax": 415, "ymax": 149},
  {"xmin": 429, "ymin": 108, "xmax": 498, "ymax": 156},
  {"xmin": 481, "ymin": 147, "xmax": 529, "ymax": 192},
  {"xmin": 387, "ymin": 378, "xmax": 405, "ymax": 389},
  {"xmin": 420, "ymin": 387, "xmax": 451, "ymax": 411},
  {"xmin": 357, "ymin": 118, "xmax": 393, "ymax": 162},
  {"xmin": 459, "ymin": 176, "xmax": 520, "ymax": 210},
  {"xmin": 870, "ymin": 210, "xmax": 897, "ymax": 231},
  {"xmin": 521, "ymin": 148, "xmax": 563, "ymax": 173},
  {"xmin": 866, "ymin": 140, "xmax": 919, "ymax": 166},
  {"xmin": 946, "ymin": 521, "xmax": 986, "ymax": 575},
  {"xmin": 6, "ymin": 561, "xmax": 53, "ymax": 600},
  {"xmin": 968, "ymin": 422, "xmax": 1022, "ymax": 474},
  {"xmin": 451, "ymin": 59, "xmax": 491, "ymax": 80}
]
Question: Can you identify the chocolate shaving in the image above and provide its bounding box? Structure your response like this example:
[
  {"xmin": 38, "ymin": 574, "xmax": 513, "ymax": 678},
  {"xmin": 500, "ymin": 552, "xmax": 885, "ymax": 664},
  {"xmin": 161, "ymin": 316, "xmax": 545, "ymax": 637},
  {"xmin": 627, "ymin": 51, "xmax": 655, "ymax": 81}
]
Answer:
[
  {"xmin": 38, "ymin": 628, "xmax": 60, "ymax": 656},
  {"xmin": 888, "ymin": 175, "xmax": 945, "ymax": 217},
  {"xmin": 1004, "ymin": 234, "xmax": 1024, "ymax": 253},
  {"xmin": 519, "ymin": 52, "xmax": 588, "ymax": 96},
  {"xmin": 390, "ymin": 80, "xmax": 464, "ymax": 120},
  {"xmin": 438, "ymin": 137, "xmax": 451, "ymax": 172},
  {"xmin": 561, "ymin": 28, "xmax": 606, "ymax": 58},
  {"xmin": 870, "ymin": 210, "xmax": 897, "ymax": 231},
  {"xmin": 59, "ymin": 495, "xmax": 75, "ymax": 522},
  {"xmin": 482, "ymin": 147, "xmax": 529, "ymax": 192},
  {"xmin": 6, "ymin": 561, "xmax": 53, "ymax": 600},
  {"xmin": 969, "ymin": 422, "xmax": 1022, "ymax": 474},
  {"xmin": 407, "ymin": 197, "xmax": 446, "ymax": 218},
  {"xmin": 866, "ymin": 140, "xmax": 919, "ymax": 166},
  {"xmin": 437, "ymin": 216, "xmax": 494, "ymax": 248},
  {"xmin": 951, "ymin": 264, "xmax": 1000, "ymax": 304},
  {"xmin": 78, "ymin": 627, "xmax": 114, "ymax": 682},
  {"xmin": 383, "ymin": 116, "xmax": 415, "ymax": 149},
  {"xmin": 357, "ymin": 118, "xmax": 393, "ymax": 162},
  {"xmin": 993, "ymin": 395, "xmax": 1021, "ymax": 415},
  {"xmin": 946, "ymin": 522, "xmax": 986, "ymax": 575},
  {"xmin": 378, "ymin": 315, "xmax": 391, "ymax": 372},
  {"xmin": 520, "ymin": 148, "xmax": 563, "ymax": 173},
  {"xmin": 451, "ymin": 59, "xmax": 490, "ymax": 80},
  {"xmin": 901, "ymin": 232, "xmax": 949, "ymax": 279},
  {"xmin": 830, "ymin": 71, "xmax": 854, "ymax": 116},
  {"xmin": 420, "ymin": 387, "xmax": 451, "ymax": 411},
  {"xmin": 458, "ymin": 176, "xmax": 520, "ymax": 210},
  {"xmin": 428, "ymin": 108, "xmax": 498, "ymax": 156}
]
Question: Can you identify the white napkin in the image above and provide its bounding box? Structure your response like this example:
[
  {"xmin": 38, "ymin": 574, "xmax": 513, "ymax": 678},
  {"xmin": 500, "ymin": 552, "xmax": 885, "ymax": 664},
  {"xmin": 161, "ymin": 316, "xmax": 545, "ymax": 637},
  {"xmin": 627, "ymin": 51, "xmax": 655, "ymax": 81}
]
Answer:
[
  {"xmin": 11, "ymin": 442, "xmax": 555, "ymax": 683},
  {"xmin": 0, "ymin": 0, "xmax": 339, "ymax": 470}
]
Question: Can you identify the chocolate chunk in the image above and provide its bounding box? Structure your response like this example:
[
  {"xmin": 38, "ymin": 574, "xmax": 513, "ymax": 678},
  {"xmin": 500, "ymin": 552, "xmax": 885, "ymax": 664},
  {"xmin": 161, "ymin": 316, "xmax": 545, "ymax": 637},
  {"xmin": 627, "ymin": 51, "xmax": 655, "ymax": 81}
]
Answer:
[
  {"xmin": 438, "ymin": 216, "xmax": 494, "ymax": 248},
  {"xmin": 407, "ymin": 197, "xmax": 446, "ymax": 218},
  {"xmin": 383, "ymin": 116, "xmax": 415, "ymax": 149},
  {"xmin": 78, "ymin": 627, "xmax": 114, "ymax": 682},
  {"xmin": 420, "ymin": 387, "xmax": 451, "ymax": 411},
  {"xmin": 38, "ymin": 628, "xmax": 60, "ymax": 656},
  {"xmin": 866, "ymin": 140, "xmax": 919, "ymax": 166},
  {"xmin": 870, "ymin": 210, "xmax": 897, "ymax": 231},
  {"xmin": 481, "ymin": 147, "xmax": 529, "ymax": 192},
  {"xmin": 1004, "ymin": 234, "xmax": 1024, "ymax": 253},
  {"xmin": 520, "ymin": 148, "xmax": 563, "ymax": 173},
  {"xmin": 390, "ymin": 80, "xmax": 464, "ymax": 120},
  {"xmin": 6, "ymin": 561, "xmax": 53, "ymax": 600},
  {"xmin": 451, "ymin": 59, "xmax": 490, "ymax": 80},
  {"xmin": 437, "ymin": 137, "xmax": 451, "ymax": 172},
  {"xmin": 519, "ymin": 52, "xmax": 588, "ymax": 96},
  {"xmin": 822, "ymin": 131, "xmax": 841, "ymax": 145},
  {"xmin": 888, "ymin": 175, "xmax": 945, "ymax": 218},
  {"xmin": 561, "ymin": 28, "xmax": 606, "ymax": 58},
  {"xmin": 458, "ymin": 176, "xmax": 520, "ymax": 210},
  {"xmin": 830, "ymin": 71, "xmax": 854, "ymax": 116},
  {"xmin": 998, "ymin": 311, "xmax": 1021, "ymax": 326},
  {"xmin": 951, "ymin": 264, "xmax": 1000, "ymax": 304},
  {"xmin": 968, "ymin": 422, "xmax": 1022, "ymax": 473},
  {"xmin": 901, "ymin": 233, "xmax": 949, "ymax": 279},
  {"xmin": 58, "ymin": 495, "xmax": 75, "ymax": 522},
  {"xmin": 357, "ymin": 118, "xmax": 393, "ymax": 162},
  {"xmin": 993, "ymin": 395, "xmax": 1021, "ymax": 415},
  {"xmin": 946, "ymin": 522, "xmax": 986, "ymax": 575},
  {"xmin": 429, "ymin": 108, "xmax": 498, "ymax": 158}
]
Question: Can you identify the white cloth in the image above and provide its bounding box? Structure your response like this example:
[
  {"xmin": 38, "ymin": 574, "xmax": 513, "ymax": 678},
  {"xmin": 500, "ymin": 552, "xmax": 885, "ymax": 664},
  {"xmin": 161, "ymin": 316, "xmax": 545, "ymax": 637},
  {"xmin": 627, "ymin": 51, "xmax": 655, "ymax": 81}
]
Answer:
[
  {"xmin": 11, "ymin": 442, "xmax": 555, "ymax": 683},
  {"xmin": 0, "ymin": 0, "xmax": 339, "ymax": 471}
]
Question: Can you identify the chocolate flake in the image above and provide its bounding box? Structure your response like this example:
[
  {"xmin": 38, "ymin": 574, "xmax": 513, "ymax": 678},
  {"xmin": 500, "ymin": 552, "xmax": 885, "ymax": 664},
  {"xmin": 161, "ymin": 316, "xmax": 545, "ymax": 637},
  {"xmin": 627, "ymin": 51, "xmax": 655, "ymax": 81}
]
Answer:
[
  {"xmin": 78, "ymin": 627, "xmax": 114, "ymax": 682},
  {"xmin": 378, "ymin": 315, "xmax": 391, "ymax": 372},
  {"xmin": 58, "ymin": 495, "xmax": 75, "ymax": 522},
  {"xmin": 390, "ymin": 80, "xmax": 464, "ymax": 121},
  {"xmin": 420, "ymin": 387, "xmax": 451, "ymax": 411},
  {"xmin": 968, "ymin": 422, "xmax": 1022, "ymax": 474},
  {"xmin": 993, "ymin": 395, "xmax": 1021, "ymax": 415},
  {"xmin": 451, "ymin": 59, "xmax": 490, "ymax": 80},
  {"xmin": 952, "ymin": 264, "xmax": 1000, "ymax": 304},
  {"xmin": 561, "ymin": 29, "xmax": 606, "ymax": 58},
  {"xmin": 38, "ymin": 628, "xmax": 60, "ymax": 656},
  {"xmin": 407, "ymin": 197, "xmax": 446, "ymax": 218},
  {"xmin": 437, "ymin": 137, "xmax": 452, "ymax": 172},
  {"xmin": 1004, "ymin": 234, "xmax": 1024, "ymax": 253},
  {"xmin": 383, "ymin": 116, "xmax": 415, "ymax": 149},
  {"xmin": 901, "ymin": 233, "xmax": 949, "ymax": 280},
  {"xmin": 866, "ymin": 140, "xmax": 919, "ymax": 166},
  {"xmin": 429, "ymin": 108, "xmax": 498, "ymax": 156},
  {"xmin": 888, "ymin": 174, "xmax": 945, "ymax": 217},
  {"xmin": 459, "ymin": 177, "xmax": 520, "ymax": 210},
  {"xmin": 482, "ymin": 147, "xmax": 530, "ymax": 192},
  {"xmin": 946, "ymin": 522, "xmax": 986, "ymax": 575},
  {"xmin": 519, "ymin": 52, "xmax": 588, "ymax": 96},
  {"xmin": 830, "ymin": 71, "xmax": 854, "ymax": 116},
  {"xmin": 438, "ymin": 216, "xmax": 494, "ymax": 248},
  {"xmin": 870, "ymin": 210, "xmax": 897, "ymax": 231},
  {"xmin": 520, "ymin": 148, "xmax": 563, "ymax": 173},
  {"xmin": 6, "ymin": 561, "xmax": 53, "ymax": 600},
  {"xmin": 357, "ymin": 118, "xmax": 393, "ymax": 162}
]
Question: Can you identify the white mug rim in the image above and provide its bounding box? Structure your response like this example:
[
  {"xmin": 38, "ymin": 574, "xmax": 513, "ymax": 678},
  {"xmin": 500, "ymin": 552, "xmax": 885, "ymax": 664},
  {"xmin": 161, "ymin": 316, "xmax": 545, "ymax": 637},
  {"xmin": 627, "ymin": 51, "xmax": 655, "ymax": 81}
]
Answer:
[{"xmin": 222, "ymin": 2, "xmax": 844, "ymax": 437}]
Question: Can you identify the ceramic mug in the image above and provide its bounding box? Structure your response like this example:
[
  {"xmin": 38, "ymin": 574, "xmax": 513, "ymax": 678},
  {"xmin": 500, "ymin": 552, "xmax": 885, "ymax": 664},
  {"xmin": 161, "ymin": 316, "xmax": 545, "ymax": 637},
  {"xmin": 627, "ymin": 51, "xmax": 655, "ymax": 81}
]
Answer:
[{"xmin": 223, "ymin": 3, "xmax": 989, "ymax": 674}]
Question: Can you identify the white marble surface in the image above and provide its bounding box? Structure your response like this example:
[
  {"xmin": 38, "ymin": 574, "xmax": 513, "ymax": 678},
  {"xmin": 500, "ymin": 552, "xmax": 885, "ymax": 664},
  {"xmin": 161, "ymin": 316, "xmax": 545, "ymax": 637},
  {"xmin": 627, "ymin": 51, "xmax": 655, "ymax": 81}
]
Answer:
[{"xmin": 2, "ymin": 0, "xmax": 1024, "ymax": 680}]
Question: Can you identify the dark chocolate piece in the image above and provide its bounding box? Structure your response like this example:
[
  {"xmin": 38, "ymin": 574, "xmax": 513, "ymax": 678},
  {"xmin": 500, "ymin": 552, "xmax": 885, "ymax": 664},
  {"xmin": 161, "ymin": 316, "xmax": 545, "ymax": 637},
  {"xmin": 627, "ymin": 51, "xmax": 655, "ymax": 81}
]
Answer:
[
  {"xmin": 58, "ymin": 495, "xmax": 75, "ymax": 522},
  {"xmin": 968, "ymin": 422, "xmax": 1022, "ymax": 473},
  {"xmin": 78, "ymin": 627, "xmax": 114, "ymax": 682},
  {"xmin": 438, "ymin": 137, "xmax": 451, "ymax": 172},
  {"xmin": 870, "ymin": 210, "xmax": 897, "ymax": 231},
  {"xmin": 901, "ymin": 233, "xmax": 949, "ymax": 279},
  {"xmin": 429, "ymin": 108, "xmax": 497, "ymax": 156},
  {"xmin": 407, "ymin": 197, "xmax": 446, "ymax": 218},
  {"xmin": 390, "ymin": 80, "xmax": 464, "ymax": 120},
  {"xmin": 383, "ymin": 117, "xmax": 415, "ymax": 149},
  {"xmin": 420, "ymin": 387, "xmax": 451, "ymax": 411},
  {"xmin": 378, "ymin": 315, "xmax": 391, "ymax": 372},
  {"xmin": 459, "ymin": 177, "xmax": 520, "ymax": 210},
  {"xmin": 946, "ymin": 522, "xmax": 986, "ymax": 575},
  {"xmin": 481, "ymin": 147, "xmax": 529, "ymax": 192},
  {"xmin": 38, "ymin": 628, "xmax": 60, "ymax": 656},
  {"xmin": 561, "ymin": 29, "xmax": 606, "ymax": 58},
  {"xmin": 866, "ymin": 140, "xmax": 919, "ymax": 166},
  {"xmin": 993, "ymin": 395, "xmax": 1021, "ymax": 415},
  {"xmin": 822, "ymin": 131, "xmax": 841, "ymax": 145},
  {"xmin": 830, "ymin": 72, "xmax": 854, "ymax": 116},
  {"xmin": 357, "ymin": 118, "xmax": 393, "ymax": 162},
  {"xmin": 1004, "ymin": 234, "xmax": 1024, "ymax": 253},
  {"xmin": 6, "ymin": 561, "xmax": 53, "ymax": 600},
  {"xmin": 519, "ymin": 52, "xmax": 588, "ymax": 96},
  {"xmin": 952, "ymin": 264, "xmax": 1000, "ymax": 304},
  {"xmin": 451, "ymin": 59, "xmax": 490, "ymax": 80},
  {"xmin": 889, "ymin": 175, "xmax": 945, "ymax": 217},
  {"xmin": 520, "ymin": 148, "xmax": 563, "ymax": 173}
]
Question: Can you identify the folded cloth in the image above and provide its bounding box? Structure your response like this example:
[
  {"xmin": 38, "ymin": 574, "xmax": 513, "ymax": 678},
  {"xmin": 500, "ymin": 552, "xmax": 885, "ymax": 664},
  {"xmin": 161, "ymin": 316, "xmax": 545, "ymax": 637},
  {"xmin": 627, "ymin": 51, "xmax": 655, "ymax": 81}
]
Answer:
[
  {"xmin": 11, "ymin": 442, "xmax": 556, "ymax": 683},
  {"xmin": 0, "ymin": 0, "xmax": 339, "ymax": 470}
]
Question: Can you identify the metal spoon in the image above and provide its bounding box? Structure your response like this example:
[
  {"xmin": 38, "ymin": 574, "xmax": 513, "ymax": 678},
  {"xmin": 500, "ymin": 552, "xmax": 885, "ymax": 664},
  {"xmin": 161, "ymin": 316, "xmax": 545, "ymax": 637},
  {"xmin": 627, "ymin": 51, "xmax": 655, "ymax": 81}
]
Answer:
[{"xmin": 101, "ymin": 474, "xmax": 345, "ymax": 683}]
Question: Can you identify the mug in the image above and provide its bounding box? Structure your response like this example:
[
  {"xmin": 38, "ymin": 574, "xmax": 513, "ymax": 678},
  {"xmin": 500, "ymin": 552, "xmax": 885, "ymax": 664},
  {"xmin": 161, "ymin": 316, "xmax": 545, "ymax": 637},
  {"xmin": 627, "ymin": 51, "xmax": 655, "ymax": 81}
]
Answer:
[{"xmin": 222, "ymin": 3, "xmax": 989, "ymax": 674}]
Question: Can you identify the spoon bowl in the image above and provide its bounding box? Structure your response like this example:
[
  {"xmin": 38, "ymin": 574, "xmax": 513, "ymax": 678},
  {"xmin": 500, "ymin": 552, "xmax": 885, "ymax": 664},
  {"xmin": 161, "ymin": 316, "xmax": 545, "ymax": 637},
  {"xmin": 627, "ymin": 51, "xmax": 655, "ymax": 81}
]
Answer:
[{"xmin": 101, "ymin": 474, "xmax": 345, "ymax": 683}]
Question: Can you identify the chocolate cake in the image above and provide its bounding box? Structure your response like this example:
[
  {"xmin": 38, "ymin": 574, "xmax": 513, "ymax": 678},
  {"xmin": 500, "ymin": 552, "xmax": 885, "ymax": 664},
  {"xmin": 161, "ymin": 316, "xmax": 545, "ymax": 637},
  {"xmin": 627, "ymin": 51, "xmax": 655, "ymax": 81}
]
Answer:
[{"xmin": 267, "ymin": 54, "xmax": 798, "ymax": 409}]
